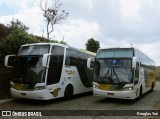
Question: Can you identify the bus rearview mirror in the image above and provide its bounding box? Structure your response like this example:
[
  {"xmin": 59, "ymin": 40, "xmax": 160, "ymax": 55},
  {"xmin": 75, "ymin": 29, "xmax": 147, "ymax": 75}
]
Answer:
[
  {"xmin": 87, "ymin": 57, "xmax": 95, "ymax": 68},
  {"xmin": 132, "ymin": 57, "xmax": 137, "ymax": 69},
  {"xmin": 4, "ymin": 55, "xmax": 16, "ymax": 68}
]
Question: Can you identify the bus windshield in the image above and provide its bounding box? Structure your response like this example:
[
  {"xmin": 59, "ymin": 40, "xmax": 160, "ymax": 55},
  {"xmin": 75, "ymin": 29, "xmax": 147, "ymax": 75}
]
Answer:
[
  {"xmin": 96, "ymin": 48, "xmax": 133, "ymax": 58},
  {"xmin": 12, "ymin": 56, "xmax": 45, "ymax": 84},
  {"xmin": 18, "ymin": 45, "xmax": 50, "ymax": 56},
  {"xmin": 12, "ymin": 45, "xmax": 50, "ymax": 83},
  {"xmin": 94, "ymin": 59, "xmax": 132, "ymax": 84}
]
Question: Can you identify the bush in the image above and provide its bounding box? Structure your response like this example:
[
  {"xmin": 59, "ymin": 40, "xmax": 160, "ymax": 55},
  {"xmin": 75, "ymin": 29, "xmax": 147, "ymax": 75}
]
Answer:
[{"xmin": 0, "ymin": 28, "xmax": 40, "ymax": 55}]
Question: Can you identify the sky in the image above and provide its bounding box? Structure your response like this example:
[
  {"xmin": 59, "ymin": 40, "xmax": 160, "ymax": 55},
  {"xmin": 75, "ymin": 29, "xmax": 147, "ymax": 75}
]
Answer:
[{"xmin": 0, "ymin": 0, "xmax": 160, "ymax": 65}]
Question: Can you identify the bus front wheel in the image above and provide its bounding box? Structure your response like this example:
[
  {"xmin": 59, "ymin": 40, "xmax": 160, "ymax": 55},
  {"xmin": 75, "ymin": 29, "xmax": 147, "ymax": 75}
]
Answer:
[
  {"xmin": 64, "ymin": 85, "xmax": 73, "ymax": 100},
  {"xmin": 138, "ymin": 86, "xmax": 142, "ymax": 99},
  {"xmin": 151, "ymin": 83, "xmax": 154, "ymax": 91}
]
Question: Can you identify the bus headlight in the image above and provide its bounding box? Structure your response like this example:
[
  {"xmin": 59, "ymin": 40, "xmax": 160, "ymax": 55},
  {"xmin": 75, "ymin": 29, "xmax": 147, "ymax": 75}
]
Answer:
[
  {"xmin": 93, "ymin": 84, "xmax": 99, "ymax": 89},
  {"xmin": 34, "ymin": 86, "xmax": 45, "ymax": 90},
  {"xmin": 10, "ymin": 82, "xmax": 14, "ymax": 88},
  {"xmin": 123, "ymin": 86, "xmax": 134, "ymax": 91}
]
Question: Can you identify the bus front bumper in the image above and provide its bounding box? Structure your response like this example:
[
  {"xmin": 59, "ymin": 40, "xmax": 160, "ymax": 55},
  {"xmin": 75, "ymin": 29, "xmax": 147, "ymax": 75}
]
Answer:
[
  {"xmin": 93, "ymin": 88, "xmax": 138, "ymax": 100},
  {"xmin": 10, "ymin": 88, "xmax": 53, "ymax": 100}
]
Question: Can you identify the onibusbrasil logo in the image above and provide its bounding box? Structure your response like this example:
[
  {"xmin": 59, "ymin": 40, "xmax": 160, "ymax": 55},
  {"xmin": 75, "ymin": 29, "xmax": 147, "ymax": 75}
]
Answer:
[{"xmin": 2, "ymin": 111, "xmax": 42, "ymax": 117}]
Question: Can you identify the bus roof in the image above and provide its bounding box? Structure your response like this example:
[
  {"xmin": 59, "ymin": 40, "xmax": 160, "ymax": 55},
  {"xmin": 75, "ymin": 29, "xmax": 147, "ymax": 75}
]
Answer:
[
  {"xmin": 98, "ymin": 47, "xmax": 134, "ymax": 50},
  {"xmin": 97, "ymin": 47, "xmax": 155, "ymax": 64},
  {"xmin": 80, "ymin": 49, "xmax": 96, "ymax": 56},
  {"xmin": 21, "ymin": 43, "xmax": 67, "ymax": 47},
  {"xmin": 20, "ymin": 43, "xmax": 95, "ymax": 56}
]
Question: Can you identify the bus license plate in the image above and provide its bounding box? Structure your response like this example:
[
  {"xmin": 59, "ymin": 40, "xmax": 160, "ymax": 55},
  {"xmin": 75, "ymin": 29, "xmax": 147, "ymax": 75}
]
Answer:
[
  {"xmin": 21, "ymin": 93, "xmax": 26, "ymax": 96},
  {"xmin": 107, "ymin": 93, "xmax": 114, "ymax": 96}
]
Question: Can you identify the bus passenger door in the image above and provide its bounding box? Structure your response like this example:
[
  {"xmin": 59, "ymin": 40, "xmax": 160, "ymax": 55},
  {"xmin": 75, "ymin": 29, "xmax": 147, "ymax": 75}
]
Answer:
[
  {"xmin": 139, "ymin": 67, "xmax": 145, "ymax": 86},
  {"xmin": 46, "ymin": 46, "xmax": 64, "ymax": 98}
]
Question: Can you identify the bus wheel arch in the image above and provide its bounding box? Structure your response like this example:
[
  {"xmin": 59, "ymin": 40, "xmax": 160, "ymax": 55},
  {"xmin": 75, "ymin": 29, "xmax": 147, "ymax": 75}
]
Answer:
[
  {"xmin": 138, "ymin": 85, "xmax": 143, "ymax": 99},
  {"xmin": 151, "ymin": 82, "xmax": 154, "ymax": 91},
  {"xmin": 64, "ymin": 84, "xmax": 74, "ymax": 100}
]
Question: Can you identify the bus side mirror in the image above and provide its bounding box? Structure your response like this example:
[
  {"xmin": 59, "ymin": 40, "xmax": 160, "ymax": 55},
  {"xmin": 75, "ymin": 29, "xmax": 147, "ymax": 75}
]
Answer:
[
  {"xmin": 42, "ymin": 53, "xmax": 51, "ymax": 67},
  {"xmin": 132, "ymin": 57, "xmax": 137, "ymax": 69},
  {"xmin": 4, "ymin": 55, "xmax": 16, "ymax": 68},
  {"xmin": 87, "ymin": 57, "xmax": 95, "ymax": 68}
]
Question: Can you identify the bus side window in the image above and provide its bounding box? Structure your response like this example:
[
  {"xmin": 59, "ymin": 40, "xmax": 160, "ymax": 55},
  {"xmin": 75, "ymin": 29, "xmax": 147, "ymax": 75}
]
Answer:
[
  {"xmin": 69, "ymin": 50, "xmax": 78, "ymax": 66},
  {"xmin": 65, "ymin": 49, "xmax": 70, "ymax": 65}
]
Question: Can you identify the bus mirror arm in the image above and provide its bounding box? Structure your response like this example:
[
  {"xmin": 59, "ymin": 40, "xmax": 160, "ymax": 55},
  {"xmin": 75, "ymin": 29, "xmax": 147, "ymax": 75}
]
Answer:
[{"xmin": 42, "ymin": 53, "xmax": 51, "ymax": 67}]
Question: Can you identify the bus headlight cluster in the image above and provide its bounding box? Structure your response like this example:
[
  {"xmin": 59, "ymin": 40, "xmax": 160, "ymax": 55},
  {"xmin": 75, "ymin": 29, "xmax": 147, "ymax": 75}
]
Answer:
[
  {"xmin": 34, "ymin": 86, "xmax": 45, "ymax": 90},
  {"xmin": 123, "ymin": 86, "xmax": 134, "ymax": 91},
  {"xmin": 93, "ymin": 84, "xmax": 99, "ymax": 89},
  {"xmin": 10, "ymin": 82, "xmax": 14, "ymax": 88}
]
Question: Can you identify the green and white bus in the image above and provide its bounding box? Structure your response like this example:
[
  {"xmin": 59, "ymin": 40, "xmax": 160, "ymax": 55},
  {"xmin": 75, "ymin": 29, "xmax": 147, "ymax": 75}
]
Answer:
[
  {"xmin": 5, "ymin": 43, "xmax": 95, "ymax": 100},
  {"xmin": 87, "ymin": 47, "xmax": 156, "ymax": 100}
]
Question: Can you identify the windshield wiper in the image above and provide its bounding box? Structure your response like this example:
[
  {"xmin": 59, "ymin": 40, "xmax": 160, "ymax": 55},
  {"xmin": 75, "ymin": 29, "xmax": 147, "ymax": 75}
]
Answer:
[
  {"xmin": 112, "ymin": 67, "xmax": 120, "ymax": 83},
  {"xmin": 102, "ymin": 66, "xmax": 120, "ymax": 83}
]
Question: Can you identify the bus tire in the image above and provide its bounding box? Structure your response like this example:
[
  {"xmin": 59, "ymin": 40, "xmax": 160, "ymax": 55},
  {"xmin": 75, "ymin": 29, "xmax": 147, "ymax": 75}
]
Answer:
[
  {"xmin": 64, "ymin": 84, "xmax": 73, "ymax": 101},
  {"xmin": 138, "ymin": 86, "xmax": 142, "ymax": 99},
  {"xmin": 151, "ymin": 83, "xmax": 154, "ymax": 91}
]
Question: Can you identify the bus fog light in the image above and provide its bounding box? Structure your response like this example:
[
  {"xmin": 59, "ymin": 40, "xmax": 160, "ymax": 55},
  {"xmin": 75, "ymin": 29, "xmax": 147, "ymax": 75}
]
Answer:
[{"xmin": 34, "ymin": 86, "xmax": 45, "ymax": 90}]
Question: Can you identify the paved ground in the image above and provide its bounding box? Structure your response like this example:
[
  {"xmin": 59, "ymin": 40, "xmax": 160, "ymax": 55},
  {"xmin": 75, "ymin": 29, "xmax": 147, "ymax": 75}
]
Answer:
[{"xmin": 0, "ymin": 82, "xmax": 160, "ymax": 119}]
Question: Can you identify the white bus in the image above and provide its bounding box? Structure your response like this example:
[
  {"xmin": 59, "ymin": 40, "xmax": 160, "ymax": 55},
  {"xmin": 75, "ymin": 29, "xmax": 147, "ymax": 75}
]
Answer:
[
  {"xmin": 4, "ymin": 43, "xmax": 95, "ymax": 100},
  {"xmin": 87, "ymin": 47, "xmax": 156, "ymax": 100}
]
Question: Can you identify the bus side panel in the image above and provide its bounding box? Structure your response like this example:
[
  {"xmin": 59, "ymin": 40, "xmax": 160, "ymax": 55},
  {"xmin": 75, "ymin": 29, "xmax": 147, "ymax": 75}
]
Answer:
[
  {"xmin": 139, "ymin": 66, "xmax": 156, "ymax": 94},
  {"xmin": 61, "ymin": 65, "xmax": 92, "ymax": 95},
  {"xmin": 76, "ymin": 66, "xmax": 93, "ymax": 87}
]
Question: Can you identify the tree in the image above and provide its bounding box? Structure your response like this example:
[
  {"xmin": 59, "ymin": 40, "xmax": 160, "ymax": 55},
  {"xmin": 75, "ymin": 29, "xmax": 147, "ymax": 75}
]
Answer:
[
  {"xmin": 0, "ymin": 24, "xmax": 9, "ymax": 42},
  {"xmin": 86, "ymin": 38, "xmax": 100, "ymax": 53},
  {"xmin": 59, "ymin": 40, "xmax": 67, "ymax": 45},
  {"xmin": 7, "ymin": 18, "xmax": 29, "ymax": 32},
  {"xmin": 0, "ymin": 28, "xmax": 40, "ymax": 55},
  {"xmin": 0, "ymin": 19, "xmax": 40, "ymax": 55},
  {"xmin": 39, "ymin": 0, "xmax": 68, "ymax": 40}
]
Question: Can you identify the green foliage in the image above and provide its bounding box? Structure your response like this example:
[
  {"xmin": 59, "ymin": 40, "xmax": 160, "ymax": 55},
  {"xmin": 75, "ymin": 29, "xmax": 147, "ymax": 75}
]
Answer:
[
  {"xmin": 34, "ymin": 35, "xmax": 49, "ymax": 42},
  {"xmin": 59, "ymin": 40, "xmax": 67, "ymax": 45},
  {"xmin": 49, "ymin": 39, "xmax": 67, "ymax": 45},
  {"xmin": 0, "ymin": 28, "xmax": 40, "ymax": 55},
  {"xmin": 86, "ymin": 38, "xmax": 100, "ymax": 53},
  {"xmin": 8, "ymin": 19, "xmax": 29, "ymax": 32},
  {"xmin": 0, "ymin": 20, "xmax": 41, "ymax": 99},
  {"xmin": 49, "ymin": 40, "xmax": 59, "ymax": 43},
  {"xmin": 0, "ymin": 24, "xmax": 9, "ymax": 42}
]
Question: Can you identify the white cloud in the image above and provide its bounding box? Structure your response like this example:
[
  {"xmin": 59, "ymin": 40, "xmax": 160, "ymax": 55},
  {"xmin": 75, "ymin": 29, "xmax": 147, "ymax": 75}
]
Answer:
[
  {"xmin": 53, "ymin": 18, "xmax": 100, "ymax": 49},
  {"xmin": 0, "ymin": 0, "xmax": 44, "ymax": 36},
  {"xmin": 2, "ymin": 0, "xmax": 35, "ymax": 9},
  {"xmin": 1, "ymin": 0, "xmax": 160, "ymax": 65},
  {"xmin": 120, "ymin": 0, "xmax": 142, "ymax": 18},
  {"xmin": 135, "ymin": 42, "xmax": 160, "ymax": 66}
]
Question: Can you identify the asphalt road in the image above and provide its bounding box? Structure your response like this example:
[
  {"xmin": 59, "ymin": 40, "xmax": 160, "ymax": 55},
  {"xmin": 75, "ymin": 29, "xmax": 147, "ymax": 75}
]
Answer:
[{"xmin": 0, "ymin": 82, "xmax": 160, "ymax": 119}]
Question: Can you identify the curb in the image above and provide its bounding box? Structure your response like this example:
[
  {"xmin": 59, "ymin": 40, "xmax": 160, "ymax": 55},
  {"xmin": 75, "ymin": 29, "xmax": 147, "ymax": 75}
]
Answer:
[{"xmin": 0, "ymin": 98, "xmax": 14, "ymax": 104}]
